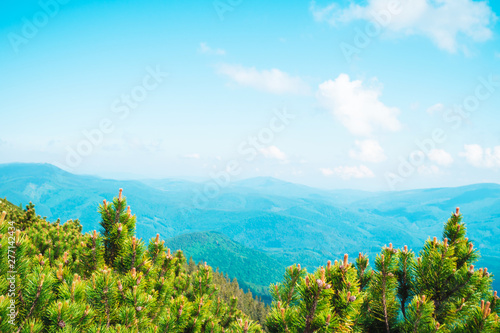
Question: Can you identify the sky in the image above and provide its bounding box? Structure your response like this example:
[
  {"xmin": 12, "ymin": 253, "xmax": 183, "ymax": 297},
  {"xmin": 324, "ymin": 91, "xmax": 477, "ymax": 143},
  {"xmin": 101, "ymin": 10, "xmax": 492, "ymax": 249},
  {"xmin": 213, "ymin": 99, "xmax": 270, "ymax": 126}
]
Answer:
[{"xmin": 0, "ymin": 0, "xmax": 499, "ymax": 191}]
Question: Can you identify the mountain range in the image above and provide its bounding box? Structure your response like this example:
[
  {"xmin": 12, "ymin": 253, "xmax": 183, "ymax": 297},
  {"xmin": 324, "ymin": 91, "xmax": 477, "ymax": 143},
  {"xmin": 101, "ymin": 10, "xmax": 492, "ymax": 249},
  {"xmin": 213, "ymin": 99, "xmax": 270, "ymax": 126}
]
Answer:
[{"xmin": 1, "ymin": 162, "xmax": 499, "ymax": 300}]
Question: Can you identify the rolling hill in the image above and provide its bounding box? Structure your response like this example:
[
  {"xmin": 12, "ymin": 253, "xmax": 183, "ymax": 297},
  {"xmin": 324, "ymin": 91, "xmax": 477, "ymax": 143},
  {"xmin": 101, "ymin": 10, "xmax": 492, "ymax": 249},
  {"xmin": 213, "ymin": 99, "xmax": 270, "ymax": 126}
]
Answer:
[
  {"xmin": 1, "ymin": 162, "xmax": 499, "ymax": 295},
  {"xmin": 166, "ymin": 231, "xmax": 285, "ymax": 302}
]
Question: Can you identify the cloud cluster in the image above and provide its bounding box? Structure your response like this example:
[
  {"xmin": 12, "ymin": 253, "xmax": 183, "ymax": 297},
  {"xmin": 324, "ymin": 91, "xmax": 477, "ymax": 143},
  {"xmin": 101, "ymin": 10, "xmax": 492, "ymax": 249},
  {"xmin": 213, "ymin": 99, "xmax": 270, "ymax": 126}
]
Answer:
[
  {"xmin": 217, "ymin": 64, "xmax": 310, "ymax": 95},
  {"xmin": 311, "ymin": 0, "xmax": 496, "ymax": 52},
  {"xmin": 460, "ymin": 144, "xmax": 500, "ymax": 168},
  {"xmin": 317, "ymin": 74, "xmax": 401, "ymax": 136}
]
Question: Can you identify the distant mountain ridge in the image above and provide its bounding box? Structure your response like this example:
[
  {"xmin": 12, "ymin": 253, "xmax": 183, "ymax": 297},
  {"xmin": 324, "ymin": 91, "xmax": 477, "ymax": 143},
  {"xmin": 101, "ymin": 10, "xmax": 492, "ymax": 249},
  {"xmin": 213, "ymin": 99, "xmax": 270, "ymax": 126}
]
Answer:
[{"xmin": 1, "ymin": 162, "xmax": 499, "ymax": 295}]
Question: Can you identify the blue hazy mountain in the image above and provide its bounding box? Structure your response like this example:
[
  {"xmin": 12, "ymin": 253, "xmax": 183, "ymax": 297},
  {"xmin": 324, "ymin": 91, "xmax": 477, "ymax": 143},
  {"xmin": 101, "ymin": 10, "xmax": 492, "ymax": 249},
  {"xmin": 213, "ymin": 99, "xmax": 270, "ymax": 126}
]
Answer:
[{"xmin": 1, "ymin": 162, "xmax": 499, "ymax": 293}]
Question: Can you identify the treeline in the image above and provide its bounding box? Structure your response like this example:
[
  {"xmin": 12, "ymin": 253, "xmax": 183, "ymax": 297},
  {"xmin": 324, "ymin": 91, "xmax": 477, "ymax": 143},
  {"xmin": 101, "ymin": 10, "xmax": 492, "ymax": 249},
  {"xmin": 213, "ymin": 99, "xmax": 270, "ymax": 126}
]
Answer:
[
  {"xmin": 0, "ymin": 192, "xmax": 262, "ymax": 332},
  {"xmin": 1, "ymin": 192, "xmax": 499, "ymax": 332},
  {"xmin": 266, "ymin": 208, "xmax": 500, "ymax": 332}
]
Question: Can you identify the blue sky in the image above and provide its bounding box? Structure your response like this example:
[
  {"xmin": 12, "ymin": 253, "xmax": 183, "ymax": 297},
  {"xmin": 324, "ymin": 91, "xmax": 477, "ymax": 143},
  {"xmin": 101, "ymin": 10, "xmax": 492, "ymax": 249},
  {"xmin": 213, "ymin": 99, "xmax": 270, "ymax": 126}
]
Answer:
[{"xmin": 0, "ymin": 0, "xmax": 499, "ymax": 190}]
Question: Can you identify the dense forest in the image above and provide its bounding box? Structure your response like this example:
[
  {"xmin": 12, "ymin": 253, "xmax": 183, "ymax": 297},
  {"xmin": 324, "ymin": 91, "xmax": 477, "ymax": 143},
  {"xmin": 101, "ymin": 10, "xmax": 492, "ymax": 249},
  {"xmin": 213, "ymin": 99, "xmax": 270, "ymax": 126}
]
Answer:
[{"xmin": 0, "ymin": 190, "xmax": 499, "ymax": 332}]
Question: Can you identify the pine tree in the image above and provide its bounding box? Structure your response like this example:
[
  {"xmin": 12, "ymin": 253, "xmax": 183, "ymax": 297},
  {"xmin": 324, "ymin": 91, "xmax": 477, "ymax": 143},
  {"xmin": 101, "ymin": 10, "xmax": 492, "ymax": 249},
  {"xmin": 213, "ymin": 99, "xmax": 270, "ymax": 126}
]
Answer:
[
  {"xmin": 268, "ymin": 208, "xmax": 500, "ymax": 332},
  {"xmin": 0, "ymin": 190, "xmax": 263, "ymax": 332},
  {"xmin": 362, "ymin": 244, "xmax": 401, "ymax": 332},
  {"xmin": 266, "ymin": 257, "xmax": 364, "ymax": 332},
  {"xmin": 2, "ymin": 193, "xmax": 499, "ymax": 332}
]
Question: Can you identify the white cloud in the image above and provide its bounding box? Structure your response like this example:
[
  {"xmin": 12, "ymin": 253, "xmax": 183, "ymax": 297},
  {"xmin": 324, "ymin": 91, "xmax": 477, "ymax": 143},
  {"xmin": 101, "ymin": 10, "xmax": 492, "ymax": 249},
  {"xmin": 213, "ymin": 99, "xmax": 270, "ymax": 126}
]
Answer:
[
  {"xmin": 349, "ymin": 139, "xmax": 387, "ymax": 163},
  {"xmin": 321, "ymin": 165, "xmax": 375, "ymax": 180},
  {"xmin": 199, "ymin": 42, "xmax": 226, "ymax": 55},
  {"xmin": 426, "ymin": 103, "xmax": 445, "ymax": 114},
  {"xmin": 217, "ymin": 64, "xmax": 310, "ymax": 95},
  {"xmin": 418, "ymin": 165, "xmax": 440, "ymax": 175},
  {"xmin": 317, "ymin": 74, "xmax": 401, "ymax": 136},
  {"xmin": 260, "ymin": 145, "xmax": 288, "ymax": 161},
  {"xmin": 459, "ymin": 144, "xmax": 500, "ymax": 168},
  {"xmin": 428, "ymin": 149, "xmax": 453, "ymax": 166},
  {"xmin": 310, "ymin": 0, "xmax": 496, "ymax": 53},
  {"xmin": 183, "ymin": 153, "xmax": 201, "ymax": 159}
]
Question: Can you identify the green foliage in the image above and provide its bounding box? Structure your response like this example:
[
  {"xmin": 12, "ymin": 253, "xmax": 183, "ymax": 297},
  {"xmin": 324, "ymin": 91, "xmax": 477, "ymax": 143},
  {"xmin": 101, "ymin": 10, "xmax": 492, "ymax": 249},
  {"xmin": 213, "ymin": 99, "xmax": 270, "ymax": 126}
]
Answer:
[
  {"xmin": 0, "ymin": 192, "xmax": 263, "ymax": 332},
  {"xmin": 2, "ymin": 190, "xmax": 500, "ymax": 332},
  {"xmin": 399, "ymin": 295, "xmax": 438, "ymax": 333},
  {"xmin": 268, "ymin": 208, "xmax": 500, "ymax": 332},
  {"xmin": 266, "ymin": 260, "xmax": 364, "ymax": 332}
]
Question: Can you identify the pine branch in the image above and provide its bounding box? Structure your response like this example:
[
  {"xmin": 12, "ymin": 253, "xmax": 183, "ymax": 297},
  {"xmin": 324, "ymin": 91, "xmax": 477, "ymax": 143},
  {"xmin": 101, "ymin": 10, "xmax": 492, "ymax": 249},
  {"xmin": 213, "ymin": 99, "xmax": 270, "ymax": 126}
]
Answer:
[
  {"xmin": 16, "ymin": 275, "xmax": 45, "ymax": 333},
  {"xmin": 103, "ymin": 287, "xmax": 111, "ymax": 328},
  {"xmin": 435, "ymin": 271, "xmax": 473, "ymax": 314},
  {"xmin": 381, "ymin": 258, "xmax": 391, "ymax": 333},
  {"xmin": 286, "ymin": 266, "xmax": 301, "ymax": 306},
  {"xmin": 382, "ymin": 283, "xmax": 390, "ymax": 332},
  {"xmin": 304, "ymin": 287, "xmax": 320, "ymax": 333},
  {"xmin": 91, "ymin": 232, "xmax": 98, "ymax": 271},
  {"xmin": 398, "ymin": 247, "xmax": 411, "ymax": 320}
]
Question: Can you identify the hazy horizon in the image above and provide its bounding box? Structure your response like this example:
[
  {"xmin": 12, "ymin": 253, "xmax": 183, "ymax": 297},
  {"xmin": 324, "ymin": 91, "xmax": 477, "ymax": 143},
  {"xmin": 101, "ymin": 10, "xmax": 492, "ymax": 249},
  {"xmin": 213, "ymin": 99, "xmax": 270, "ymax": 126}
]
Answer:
[
  {"xmin": 1, "ymin": 0, "xmax": 499, "ymax": 191},
  {"xmin": 2, "ymin": 161, "xmax": 500, "ymax": 193}
]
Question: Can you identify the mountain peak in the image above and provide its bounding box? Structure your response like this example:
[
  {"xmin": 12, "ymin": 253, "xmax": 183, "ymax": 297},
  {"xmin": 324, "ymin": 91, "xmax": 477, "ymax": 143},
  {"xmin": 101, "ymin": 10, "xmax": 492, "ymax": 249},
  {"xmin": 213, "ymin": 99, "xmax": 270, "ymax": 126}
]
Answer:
[{"xmin": 0, "ymin": 162, "xmax": 68, "ymax": 177}]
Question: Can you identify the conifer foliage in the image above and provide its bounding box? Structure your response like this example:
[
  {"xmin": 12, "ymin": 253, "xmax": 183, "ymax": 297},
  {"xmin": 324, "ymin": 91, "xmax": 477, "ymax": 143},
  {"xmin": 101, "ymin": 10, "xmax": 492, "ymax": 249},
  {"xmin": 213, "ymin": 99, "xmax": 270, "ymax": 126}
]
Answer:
[
  {"xmin": 1, "ymin": 193, "xmax": 499, "ymax": 332},
  {"xmin": 0, "ymin": 191, "xmax": 263, "ymax": 332},
  {"xmin": 267, "ymin": 208, "xmax": 500, "ymax": 332}
]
